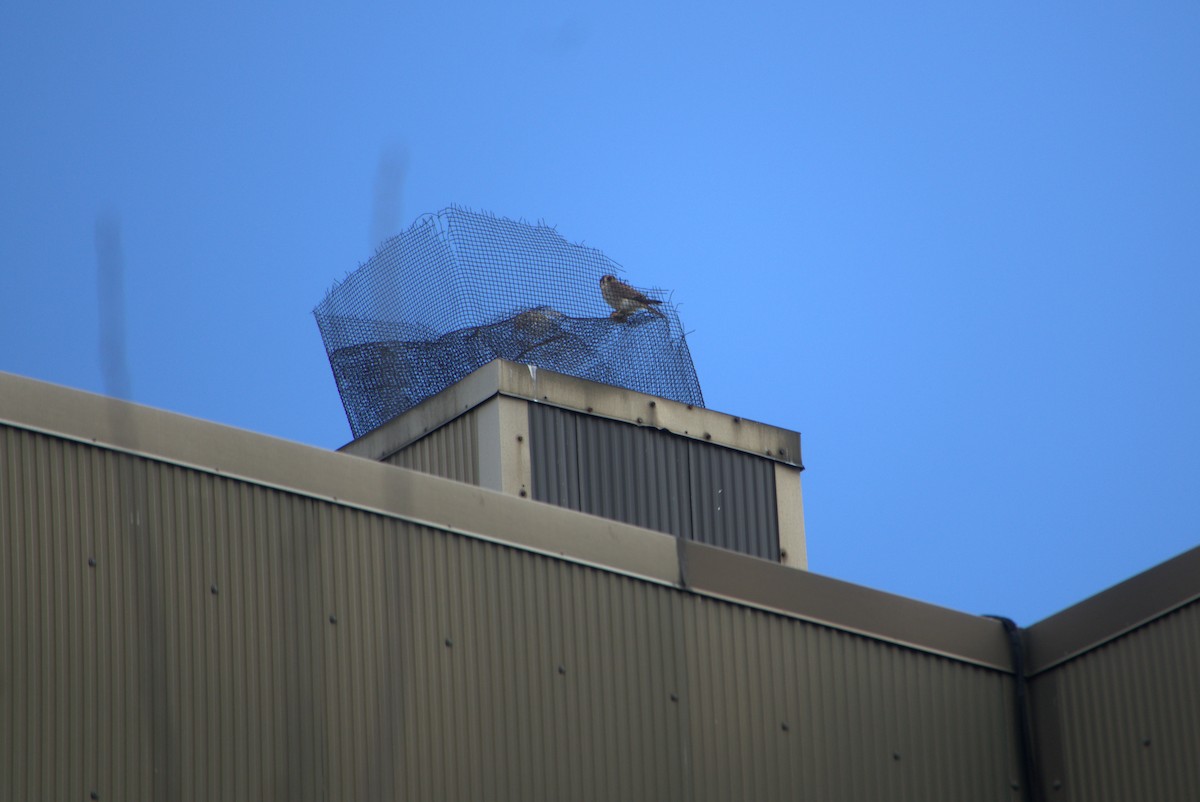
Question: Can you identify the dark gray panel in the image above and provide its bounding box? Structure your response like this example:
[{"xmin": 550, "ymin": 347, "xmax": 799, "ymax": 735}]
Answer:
[
  {"xmin": 531, "ymin": 403, "xmax": 692, "ymax": 535},
  {"xmin": 529, "ymin": 405, "xmax": 779, "ymax": 560},
  {"xmin": 687, "ymin": 439, "xmax": 778, "ymax": 559}
]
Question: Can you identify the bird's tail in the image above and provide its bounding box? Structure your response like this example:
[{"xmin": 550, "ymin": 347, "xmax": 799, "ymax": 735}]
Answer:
[{"xmin": 647, "ymin": 301, "xmax": 666, "ymax": 318}]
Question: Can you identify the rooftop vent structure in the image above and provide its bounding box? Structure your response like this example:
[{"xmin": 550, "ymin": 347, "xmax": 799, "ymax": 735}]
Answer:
[
  {"xmin": 341, "ymin": 360, "xmax": 807, "ymax": 569},
  {"xmin": 314, "ymin": 206, "xmax": 703, "ymax": 439}
]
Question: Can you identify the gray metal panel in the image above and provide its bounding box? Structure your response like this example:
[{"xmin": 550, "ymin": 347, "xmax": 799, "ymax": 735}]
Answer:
[
  {"xmin": 1030, "ymin": 599, "xmax": 1200, "ymax": 802},
  {"xmin": 384, "ymin": 408, "xmax": 480, "ymax": 484},
  {"xmin": 529, "ymin": 404, "xmax": 779, "ymax": 560},
  {"xmin": 680, "ymin": 596, "xmax": 1022, "ymax": 802},
  {"xmin": 531, "ymin": 402, "xmax": 692, "ymax": 534},
  {"xmin": 687, "ymin": 438, "xmax": 779, "ymax": 559},
  {"xmin": 2, "ymin": 420, "xmax": 1022, "ymax": 801}
]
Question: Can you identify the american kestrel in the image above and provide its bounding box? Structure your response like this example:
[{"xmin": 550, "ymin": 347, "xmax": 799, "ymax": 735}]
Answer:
[{"xmin": 599, "ymin": 275, "xmax": 666, "ymax": 321}]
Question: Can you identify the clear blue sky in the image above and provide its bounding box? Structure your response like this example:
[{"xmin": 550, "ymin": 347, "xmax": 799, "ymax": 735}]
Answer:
[{"xmin": 3, "ymin": 2, "xmax": 1198, "ymax": 625}]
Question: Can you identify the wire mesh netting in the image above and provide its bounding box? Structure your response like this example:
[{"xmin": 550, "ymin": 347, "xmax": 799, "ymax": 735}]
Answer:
[{"xmin": 314, "ymin": 206, "xmax": 704, "ymax": 439}]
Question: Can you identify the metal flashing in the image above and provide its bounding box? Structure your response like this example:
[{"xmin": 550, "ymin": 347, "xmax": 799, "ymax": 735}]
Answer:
[
  {"xmin": 1025, "ymin": 544, "xmax": 1200, "ymax": 675},
  {"xmin": 340, "ymin": 359, "xmax": 802, "ymax": 469},
  {"xmin": 0, "ymin": 370, "xmax": 1002, "ymax": 670}
]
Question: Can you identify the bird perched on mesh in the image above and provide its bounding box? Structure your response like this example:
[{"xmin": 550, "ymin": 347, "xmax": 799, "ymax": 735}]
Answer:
[
  {"xmin": 599, "ymin": 275, "xmax": 666, "ymax": 322},
  {"xmin": 513, "ymin": 305, "xmax": 565, "ymax": 337}
]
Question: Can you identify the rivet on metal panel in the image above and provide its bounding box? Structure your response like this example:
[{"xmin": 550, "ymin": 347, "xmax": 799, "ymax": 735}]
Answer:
[
  {"xmin": 778, "ymin": 447, "xmax": 787, "ymax": 458},
  {"xmin": 445, "ymin": 638, "xmax": 453, "ymax": 647},
  {"xmin": 210, "ymin": 584, "xmax": 218, "ymax": 595},
  {"xmin": 649, "ymin": 401, "xmax": 656, "ymax": 407},
  {"xmin": 766, "ymin": 449, "xmax": 773, "ymax": 456},
  {"xmin": 516, "ymin": 434, "xmax": 524, "ymax": 442},
  {"xmin": 1010, "ymin": 781, "xmax": 1020, "ymax": 791},
  {"xmin": 1052, "ymin": 779, "xmax": 1062, "ymax": 790},
  {"xmin": 557, "ymin": 664, "xmax": 566, "ymax": 675},
  {"xmin": 704, "ymin": 432, "xmax": 711, "ymax": 440},
  {"xmin": 519, "ymin": 488, "xmax": 527, "ymax": 497},
  {"xmin": 780, "ymin": 549, "xmax": 788, "ymax": 560},
  {"xmin": 91, "ymin": 792, "xmax": 99, "ymax": 800},
  {"xmin": 669, "ymin": 693, "xmax": 678, "ymax": 702},
  {"xmin": 637, "ymin": 417, "xmax": 643, "ymax": 424},
  {"xmin": 733, "ymin": 416, "xmax": 740, "ymax": 423},
  {"xmin": 780, "ymin": 722, "xmax": 789, "ymax": 732},
  {"xmin": 88, "ymin": 557, "xmax": 97, "ymax": 567},
  {"xmin": 687, "ymin": 404, "xmax": 694, "ymax": 410},
  {"xmin": 1142, "ymin": 737, "xmax": 1151, "ymax": 746},
  {"xmin": 892, "ymin": 752, "xmax": 901, "ymax": 761},
  {"xmin": 329, "ymin": 614, "xmax": 337, "ymax": 624},
  {"xmin": 587, "ymin": 406, "xmax": 593, "ymax": 412}
]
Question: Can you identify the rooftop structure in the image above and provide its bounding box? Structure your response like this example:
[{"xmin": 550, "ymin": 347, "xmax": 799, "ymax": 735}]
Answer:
[{"xmin": 314, "ymin": 207, "xmax": 703, "ymax": 438}]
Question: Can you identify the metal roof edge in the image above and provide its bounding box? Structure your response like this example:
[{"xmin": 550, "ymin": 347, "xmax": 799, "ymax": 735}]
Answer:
[
  {"xmin": 337, "ymin": 360, "xmax": 506, "ymax": 461},
  {"xmin": 683, "ymin": 541, "xmax": 1013, "ymax": 671},
  {"xmin": 339, "ymin": 359, "xmax": 803, "ymax": 468},
  {"xmin": 1025, "ymin": 544, "xmax": 1200, "ymax": 676},
  {"xmin": 1, "ymin": 370, "xmax": 1003, "ymax": 670}
]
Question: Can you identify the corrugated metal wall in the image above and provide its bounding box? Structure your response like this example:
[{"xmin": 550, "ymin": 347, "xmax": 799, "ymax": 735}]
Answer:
[
  {"xmin": 529, "ymin": 405, "xmax": 780, "ymax": 560},
  {"xmin": 1, "ymin": 422, "xmax": 1021, "ymax": 801},
  {"xmin": 383, "ymin": 407, "xmax": 480, "ymax": 484},
  {"xmin": 1030, "ymin": 599, "xmax": 1200, "ymax": 802}
]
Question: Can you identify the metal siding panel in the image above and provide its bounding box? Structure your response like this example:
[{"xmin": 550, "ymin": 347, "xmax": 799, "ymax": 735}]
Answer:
[
  {"xmin": 1031, "ymin": 600, "xmax": 1200, "ymax": 802},
  {"xmin": 385, "ymin": 409, "xmax": 480, "ymax": 485},
  {"xmin": 687, "ymin": 439, "xmax": 780, "ymax": 560},
  {"xmin": 398, "ymin": 528, "xmax": 688, "ymax": 801},
  {"xmin": 529, "ymin": 399, "xmax": 579, "ymax": 508},
  {"xmin": 534, "ymin": 404, "xmax": 785, "ymax": 558},
  {"xmin": 532, "ymin": 404, "xmax": 694, "ymax": 535},
  {"xmin": 4, "ymin": 421, "xmax": 1027, "ymax": 802},
  {"xmin": 682, "ymin": 595, "xmax": 1020, "ymax": 802}
]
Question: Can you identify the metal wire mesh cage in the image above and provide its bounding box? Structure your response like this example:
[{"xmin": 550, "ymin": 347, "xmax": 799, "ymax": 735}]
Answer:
[{"xmin": 314, "ymin": 206, "xmax": 704, "ymax": 438}]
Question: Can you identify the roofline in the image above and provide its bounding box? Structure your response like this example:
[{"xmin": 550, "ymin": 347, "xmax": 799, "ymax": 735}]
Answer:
[
  {"xmin": 1025, "ymin": 544, "xmax": 1200, "ymax": 676},
  {"xmin": 338, "ymin": 359, "xmax": 804, "ymax": 469},
  {"xmin": 1, "ymin": 370, "xmax": 1006, "ymax": 671}
]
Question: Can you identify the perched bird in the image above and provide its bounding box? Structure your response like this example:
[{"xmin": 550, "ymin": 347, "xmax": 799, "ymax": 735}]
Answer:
[
  {"xmin": 599, "ymin": 275, "xmax": 666, "ymax": 321},
  {"xmin": 513, "ymin": 305, "xmax": 565, "ymax": 337}
]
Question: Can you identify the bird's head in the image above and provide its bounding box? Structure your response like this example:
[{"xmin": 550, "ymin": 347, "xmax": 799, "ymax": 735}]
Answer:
[{"xmin": 600, "ymin": 274, "xmax": 615, "ymax": 287}]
